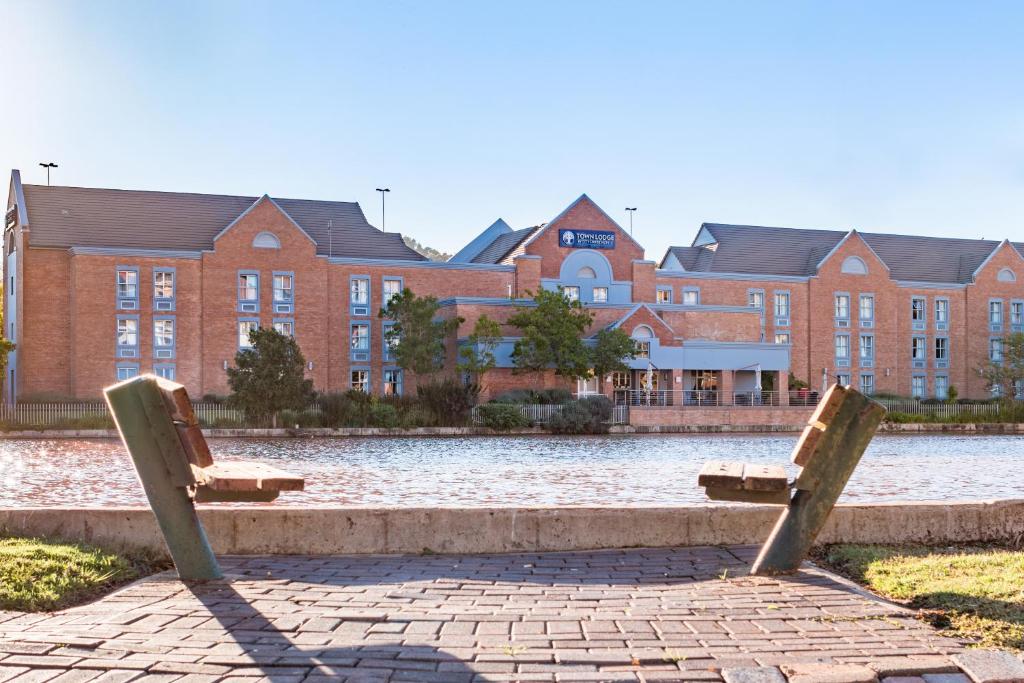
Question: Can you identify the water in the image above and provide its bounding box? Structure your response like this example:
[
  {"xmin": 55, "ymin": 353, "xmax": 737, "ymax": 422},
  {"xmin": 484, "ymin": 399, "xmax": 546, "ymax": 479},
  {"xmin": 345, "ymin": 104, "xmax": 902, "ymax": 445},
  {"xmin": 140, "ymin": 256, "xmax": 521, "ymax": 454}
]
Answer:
[{"xmin": 0, "ymin": 434, "xmax": 1021, "ymax": 507}]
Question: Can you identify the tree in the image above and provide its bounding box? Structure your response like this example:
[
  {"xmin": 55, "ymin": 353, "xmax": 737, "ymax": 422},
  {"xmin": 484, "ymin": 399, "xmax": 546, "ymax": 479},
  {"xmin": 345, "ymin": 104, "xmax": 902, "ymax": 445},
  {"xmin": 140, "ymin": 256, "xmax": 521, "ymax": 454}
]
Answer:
[
  {"xmin": 380, "ymin": 288, "xmax": 462, "ymax": 377},
  {"xmin": 589, "ymin": 328, "xmax": 638, "ymax": 391},
  {"xmin": 507, "ymin": 289, "xmax": 594, "ymax": 379},
  {"xmin": 978, "ymin": 332, "xmax": 1024, "ymax": 405},
  {"xmin": 457, "ymin": 314, "xmax": 502, "ymax": 388},
  {"xmin": 226, "ymin": 327, "xmax": 314, "ymax": 426}
]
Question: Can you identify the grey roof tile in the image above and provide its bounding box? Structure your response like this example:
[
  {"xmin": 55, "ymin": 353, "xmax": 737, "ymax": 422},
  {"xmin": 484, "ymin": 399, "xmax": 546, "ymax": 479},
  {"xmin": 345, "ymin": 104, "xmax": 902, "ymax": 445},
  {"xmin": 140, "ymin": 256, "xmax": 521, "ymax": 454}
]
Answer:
[
  {"xmin": 20, "ymin": 184, "xmax": 425, "ymax": 261},
  {"xmin": 663, "ymin": 223, "xmax": 1004, "ymax": 284},
  {"xmin": 470, "ymin": 226, "xmax": 541, "ymax": 264}
]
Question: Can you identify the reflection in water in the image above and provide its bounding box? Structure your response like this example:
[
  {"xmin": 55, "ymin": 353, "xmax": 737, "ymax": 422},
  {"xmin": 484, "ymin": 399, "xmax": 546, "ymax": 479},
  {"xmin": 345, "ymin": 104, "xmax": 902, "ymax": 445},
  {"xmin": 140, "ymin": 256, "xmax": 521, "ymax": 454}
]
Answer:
[{"xmin": 0, "ymin": 434, "xmax": 1020, "ymax": 507}]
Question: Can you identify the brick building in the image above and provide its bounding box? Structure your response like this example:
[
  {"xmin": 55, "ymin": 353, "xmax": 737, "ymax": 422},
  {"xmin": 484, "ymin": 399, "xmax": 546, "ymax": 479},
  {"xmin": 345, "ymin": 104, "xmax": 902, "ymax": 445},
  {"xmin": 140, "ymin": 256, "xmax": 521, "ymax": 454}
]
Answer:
[{"xmin": 4, "ymin": 168, "xmax": 1020, "ymax": 406}]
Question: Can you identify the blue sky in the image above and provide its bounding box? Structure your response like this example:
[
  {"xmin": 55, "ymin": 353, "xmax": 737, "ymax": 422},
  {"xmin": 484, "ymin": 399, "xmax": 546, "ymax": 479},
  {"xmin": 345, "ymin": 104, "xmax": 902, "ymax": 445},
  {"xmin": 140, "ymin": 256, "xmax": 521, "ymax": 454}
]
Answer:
[{"xmin": 3, "ymin": 1, "xmax": 1023, "ymax": 256}]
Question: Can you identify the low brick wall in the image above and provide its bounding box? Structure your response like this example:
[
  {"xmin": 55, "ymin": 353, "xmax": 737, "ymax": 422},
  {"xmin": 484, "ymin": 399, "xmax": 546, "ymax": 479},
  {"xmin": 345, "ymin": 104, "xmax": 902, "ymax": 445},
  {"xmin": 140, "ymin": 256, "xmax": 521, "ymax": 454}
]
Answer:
[
  {"xmin": 628, "ymin": 406, "xmax": 815, "ymax": 429},
  {"xmin": 1, "ymin": 500, "xmax": 1021, "ymax": 556}
]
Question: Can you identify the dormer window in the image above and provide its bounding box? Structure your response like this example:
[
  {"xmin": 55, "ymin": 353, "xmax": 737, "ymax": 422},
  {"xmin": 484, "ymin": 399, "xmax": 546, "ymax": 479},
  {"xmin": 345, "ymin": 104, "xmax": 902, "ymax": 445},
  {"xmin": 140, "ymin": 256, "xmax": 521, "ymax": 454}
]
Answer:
[{"xmin": 253, "ymin": 231, "xmax": 281, "ymax": 249}]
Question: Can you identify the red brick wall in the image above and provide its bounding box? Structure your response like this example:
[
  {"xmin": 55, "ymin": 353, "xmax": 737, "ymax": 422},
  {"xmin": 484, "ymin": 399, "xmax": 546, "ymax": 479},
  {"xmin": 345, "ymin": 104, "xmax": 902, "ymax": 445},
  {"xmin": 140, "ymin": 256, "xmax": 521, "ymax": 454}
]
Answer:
[
  {"xmin": 19, "ymin": 248, "xmax": 72, "ymax": 398},
  {"xmin": 523, "ymin": 197, "xmax": 644, "ymax": 281}
]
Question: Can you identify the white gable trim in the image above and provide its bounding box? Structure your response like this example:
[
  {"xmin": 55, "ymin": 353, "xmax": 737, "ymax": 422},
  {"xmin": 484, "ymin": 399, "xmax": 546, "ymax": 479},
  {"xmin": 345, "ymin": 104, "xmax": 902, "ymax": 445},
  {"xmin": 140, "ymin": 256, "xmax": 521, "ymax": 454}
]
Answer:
[
  {"xmin": 213, "ymin": 194, "xmax": 317, "ymax": 246},
  {"xmin": 972, "ymin": 239, "xmax": 1023, "ymax": 280},
  {"xmin": 604, "ymin": 302, "xmax": 676, "ymax": 336},
  {"xmin": 8, "ymin": 169, "xmax": 28, "ymax": 228},
  {"xmin": 815, "ymin": 229, "xmax": 890, "ymax": 273}
]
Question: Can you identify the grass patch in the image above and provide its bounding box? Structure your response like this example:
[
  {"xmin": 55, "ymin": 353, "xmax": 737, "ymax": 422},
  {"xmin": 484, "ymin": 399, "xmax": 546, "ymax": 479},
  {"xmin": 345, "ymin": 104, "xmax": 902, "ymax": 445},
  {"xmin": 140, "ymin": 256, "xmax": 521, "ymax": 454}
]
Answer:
[
  {"xmin": 0, "ymin": 536, "xmax": 169, "ymax": 612},
  {"xmin": 817, "ymin": 544, "xmax": 1024, "ymax": 650}
]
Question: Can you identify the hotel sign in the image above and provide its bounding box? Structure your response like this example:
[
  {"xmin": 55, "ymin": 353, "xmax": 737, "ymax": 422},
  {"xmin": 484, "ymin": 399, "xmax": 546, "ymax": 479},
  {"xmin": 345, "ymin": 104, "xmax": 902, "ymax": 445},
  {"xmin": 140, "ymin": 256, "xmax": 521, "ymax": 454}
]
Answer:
[{"xmin": 558, "ymin": 229, "xmax": 616, "ymax": 250}]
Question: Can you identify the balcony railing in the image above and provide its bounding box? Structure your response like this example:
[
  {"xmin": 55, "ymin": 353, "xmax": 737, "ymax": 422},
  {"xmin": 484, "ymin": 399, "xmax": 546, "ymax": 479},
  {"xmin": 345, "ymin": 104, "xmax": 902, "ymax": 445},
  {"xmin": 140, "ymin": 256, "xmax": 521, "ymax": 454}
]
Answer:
[{"xmin": 615, "ymin": 390, "xmax": 792, "ymax": 407}]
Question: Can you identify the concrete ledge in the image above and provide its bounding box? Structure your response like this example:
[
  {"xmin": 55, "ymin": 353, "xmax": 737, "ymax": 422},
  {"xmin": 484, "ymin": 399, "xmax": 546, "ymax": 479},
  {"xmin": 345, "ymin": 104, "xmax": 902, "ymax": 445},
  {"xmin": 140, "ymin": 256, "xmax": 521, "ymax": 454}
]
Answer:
[
  {"xmin": 3, "ymin": 423, "xmax": 1024, "ymax": 438},
  {"xmin": 1, "ymin": 499, "xmax": 1021, "ymax": 556}
]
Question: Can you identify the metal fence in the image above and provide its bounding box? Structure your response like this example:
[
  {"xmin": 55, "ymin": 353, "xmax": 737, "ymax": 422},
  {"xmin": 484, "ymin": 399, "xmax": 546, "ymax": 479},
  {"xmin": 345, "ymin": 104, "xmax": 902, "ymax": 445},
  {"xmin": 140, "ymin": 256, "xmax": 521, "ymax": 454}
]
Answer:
[
  {"xmin": 472, "ymin": 403, "xmax": 630, "ymax": 426},
  {"xmin": 615, "ymin": 390, "xmax": 790, "ymax": 407},
  {"xmin": 0, "ymin": 402, "xmax": 245, "ymax": 427},
  {"xmin": 874, "ymin": 399, "xmax": 1000, "ymax": 418}
]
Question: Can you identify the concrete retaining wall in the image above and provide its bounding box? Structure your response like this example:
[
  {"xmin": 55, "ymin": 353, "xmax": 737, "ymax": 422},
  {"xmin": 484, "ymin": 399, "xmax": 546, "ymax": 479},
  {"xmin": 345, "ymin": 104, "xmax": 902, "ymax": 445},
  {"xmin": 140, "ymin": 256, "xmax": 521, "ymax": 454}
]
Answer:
[
  {"xmin": 2, "ymin": 500, "xmax": 1021, "ymax": 556},
  {"xmin": 4, "ymin": 423, "xmax": 1024, "ymax": 438}
]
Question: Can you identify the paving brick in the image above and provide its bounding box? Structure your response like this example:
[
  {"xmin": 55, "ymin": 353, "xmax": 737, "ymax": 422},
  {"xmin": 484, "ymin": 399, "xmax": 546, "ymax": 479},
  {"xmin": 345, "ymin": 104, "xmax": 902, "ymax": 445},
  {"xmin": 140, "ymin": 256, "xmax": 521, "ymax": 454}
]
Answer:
[
  {"xmin": 920, "ymin": 675, "xmax": 971, "ymax": 683},
  {"xmin": 950, "ymin": 651, "xmax": 1024, "ymax": 683},
  {"xmin": 780, "ymin": 663, "xmax": 879, "ymax": 683},
  {"xmin": 867, "ymin": 658, "xmax": 959, "ymax": 677},
  {"xmin": 721, "ymin": 666, "xmax": 787, "ymax": 683}
]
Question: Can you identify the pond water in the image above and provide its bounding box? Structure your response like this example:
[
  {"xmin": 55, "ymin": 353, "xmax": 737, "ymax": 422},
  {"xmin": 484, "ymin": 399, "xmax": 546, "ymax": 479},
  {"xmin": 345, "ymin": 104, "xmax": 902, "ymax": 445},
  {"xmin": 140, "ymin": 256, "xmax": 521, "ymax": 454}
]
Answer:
[{"xmin": 0, "ymin": 434, "xmax": 1021, "ymax": 507}]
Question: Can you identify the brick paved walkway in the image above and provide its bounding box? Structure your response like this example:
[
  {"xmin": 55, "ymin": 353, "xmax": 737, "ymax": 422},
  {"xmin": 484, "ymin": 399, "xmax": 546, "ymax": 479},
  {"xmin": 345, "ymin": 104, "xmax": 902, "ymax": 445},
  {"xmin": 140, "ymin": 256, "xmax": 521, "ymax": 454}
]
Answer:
[{"xmin": 0, "ymin": 546, "xmax": 987, "ymax": 682}]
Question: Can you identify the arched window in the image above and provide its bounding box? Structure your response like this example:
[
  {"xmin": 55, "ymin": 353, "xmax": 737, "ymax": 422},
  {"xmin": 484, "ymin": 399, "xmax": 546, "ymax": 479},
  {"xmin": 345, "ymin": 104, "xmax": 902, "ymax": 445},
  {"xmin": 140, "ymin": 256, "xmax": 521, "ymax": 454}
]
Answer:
[
  {"xmin": 253, "ymin": 231, "xmax": 281, "ymax": 249},
  {"xmin": 576, "ymin": 266, "xmax": 597, "ymax": 278},
  {"xmin": 997, "ymin": 267, "xmax": 1016, "ymax": 282},
  {"xmin": 841, "ymin": 256, "xmax": 868, "ymax": 275},
  {"xmin": 631, "ymin": 324, "xmax": 654, "ymax": 338}
]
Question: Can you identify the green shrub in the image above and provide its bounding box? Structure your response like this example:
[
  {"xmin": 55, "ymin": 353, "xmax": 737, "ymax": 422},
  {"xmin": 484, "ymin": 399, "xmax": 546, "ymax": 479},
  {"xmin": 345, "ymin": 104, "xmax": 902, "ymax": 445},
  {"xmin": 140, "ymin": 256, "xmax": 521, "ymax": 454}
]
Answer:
[
  {"xmin": 369, "ymin": 401, "xmax": 399, "ymax": 428},
  {"xmin": 417, "ymin": 379, "xmax": 479, "ymax": 426},
  {"xmin": 493, "ymin": 388, "xmax": 572, "ymax": 405},
  {"xmin": 476, "ymin": 403, "xmax": 529, "ymax": 431},
  {"xmin": 546, "ymin": 396, "xmax": 612, "ymax": 434}
]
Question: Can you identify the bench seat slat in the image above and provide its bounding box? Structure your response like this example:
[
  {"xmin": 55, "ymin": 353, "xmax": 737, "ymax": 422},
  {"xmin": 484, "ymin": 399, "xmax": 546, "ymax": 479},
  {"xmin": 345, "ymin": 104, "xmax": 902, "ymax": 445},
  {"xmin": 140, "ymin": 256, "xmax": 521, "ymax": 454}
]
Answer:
[
  {"xmin": 741, "ymin": 464, "xmax": 788, "ymax": 491},
  {"xmin": 192, "ymin": 461, "xmax": 305, "ymax": 493},
  {"xmin": 697, "ymin": 461, "xmax": 745, "ymax": 489}
]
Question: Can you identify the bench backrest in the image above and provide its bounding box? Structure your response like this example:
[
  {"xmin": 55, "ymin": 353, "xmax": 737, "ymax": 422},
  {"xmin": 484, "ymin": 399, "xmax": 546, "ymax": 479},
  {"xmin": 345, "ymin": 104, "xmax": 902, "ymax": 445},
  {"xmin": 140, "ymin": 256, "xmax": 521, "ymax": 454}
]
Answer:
[
  {"xmin": 790, "ymin": 383, "xmax": 849, "ymax": 467},
  {"xmin": 105, "ymin": 374, "xmax": 213, "ymax": 488}
]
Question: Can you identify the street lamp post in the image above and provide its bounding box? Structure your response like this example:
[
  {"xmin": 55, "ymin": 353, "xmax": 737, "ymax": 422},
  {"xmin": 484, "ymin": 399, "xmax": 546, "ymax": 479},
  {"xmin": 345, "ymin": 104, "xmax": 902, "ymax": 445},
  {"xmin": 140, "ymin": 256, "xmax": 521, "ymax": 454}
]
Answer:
[
  {"xmin": 39, "ymin": 162, "xmax": 58, "ymax": 186},
  {"xmin": 625, "ymin": 207, "xmax": 637, "ymax": 235},
  {"xmin": 375, "ymin": 188, "xmax": 390, "ymax": 231}
]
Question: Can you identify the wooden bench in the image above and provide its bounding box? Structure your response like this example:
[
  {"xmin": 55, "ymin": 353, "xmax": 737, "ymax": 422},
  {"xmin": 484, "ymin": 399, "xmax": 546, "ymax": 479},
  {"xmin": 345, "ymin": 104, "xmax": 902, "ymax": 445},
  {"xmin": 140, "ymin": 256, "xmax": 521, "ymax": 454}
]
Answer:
[
  {"xmin": 105, "ymin": 374, "xmax": 304, "ymax": 579},
  {"xmin": 698, "ymin": 383, "xmax": 886, "ymax": 575}
]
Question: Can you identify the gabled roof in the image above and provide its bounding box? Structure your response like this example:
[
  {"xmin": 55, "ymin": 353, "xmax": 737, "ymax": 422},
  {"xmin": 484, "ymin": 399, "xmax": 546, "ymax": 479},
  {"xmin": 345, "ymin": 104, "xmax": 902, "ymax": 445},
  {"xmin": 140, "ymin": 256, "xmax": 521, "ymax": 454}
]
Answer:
[
  {"xmin": 662, "ymin": 222, "xmax": 1004, "ymax": 284},
  {"xmin": 18, "ymin": 182, "xmax": 426, "ymax": 260},
  {"xmin": 600, "ymin": 303, "xmax": 676, "ymax": 336},
  {"xmin": 469, "ymin": 225, "xmax": 543, "ymax": 264}
]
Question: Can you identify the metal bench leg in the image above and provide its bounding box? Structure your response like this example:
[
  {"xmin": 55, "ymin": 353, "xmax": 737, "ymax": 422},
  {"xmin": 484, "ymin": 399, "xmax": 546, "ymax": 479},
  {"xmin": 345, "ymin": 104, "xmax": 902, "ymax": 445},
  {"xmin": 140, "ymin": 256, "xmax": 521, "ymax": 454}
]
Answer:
[
  {"xmin": 750, "ymin": 394, "xmax": 885, "ymax": 576},
  {"xmin": 106, "ymin": 380, "xmax": 222, "ymax": 580}
]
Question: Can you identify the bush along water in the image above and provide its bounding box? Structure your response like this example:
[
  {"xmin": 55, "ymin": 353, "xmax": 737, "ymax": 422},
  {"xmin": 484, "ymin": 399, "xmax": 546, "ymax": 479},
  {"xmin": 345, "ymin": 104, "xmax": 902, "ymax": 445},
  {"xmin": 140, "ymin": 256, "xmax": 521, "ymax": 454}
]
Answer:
[
  {"xmin": 546, "ymin": 396, "xmax": 613, "ymax": 434},
  {"xmin": 475, "ymin": 403, "xmax": 530, "ymax": 431}
]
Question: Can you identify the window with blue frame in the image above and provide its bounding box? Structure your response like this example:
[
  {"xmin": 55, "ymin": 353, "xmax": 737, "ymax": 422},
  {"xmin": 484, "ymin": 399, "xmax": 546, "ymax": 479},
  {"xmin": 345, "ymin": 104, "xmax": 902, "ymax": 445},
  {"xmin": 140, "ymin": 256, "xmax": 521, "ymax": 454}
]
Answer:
[
  {"xmin": 682, "ymin": 287, "xmax": 700, "ymax": 305},
  {"xmin": 859, "ymin": 373, "xmax": 874, "ymax": 396},
  {"xmin": 272, "ymin": 272, "xmax": 293, "ymax": 313},
  {"xmin": 911, "ymin": 375, "xmax": 926, "ymax": 398},
  {"xmin": 934, "ymin": 374, "xmax": 948, "ymax": 399},
  {"xmin": 154, "ymin": 364, "xmax": 175, "ymax": 381},
  {"xmin": 989, "ymin": 299, "xmax": 1003, "ymax": 329},
  {"xmin": 990, "ymin": 337, "xmax": 1003, "ymax": 362},
  {"xmin": 116, "ymin": 363, "xmax": 139, "ymax": 381},
  {"xmin": 592, "ymin": 287, "xmax": 608, "ymax": 303},
  {"xmin": 911, "ymin": 336, "xmax": 927, "ymax": 367},
  {"xmin": 834, "ymin": 334, "xmax": 850, "ymax": 366},
  {"xmin": 859, "ymin": 334, "xmax": 874, "ymax": 367},
  {"xmin": 382, "ymin": 322, "xmax": 397, "ymax": 361},
  {"xmin": 273, "ymin": 318, "xmax": 294, "ymax": 337},
  {"xmin": 911, "ymin": 297, "xmax": 926, "ymax": 330},
  {"xmin": 859, "ymin": 294, "xmax": 874, "ymax": 327},
  {"xmin": 383, "ymin": 368, "xmax": 403, "ymax": 396},
  {"xmin": 351, "ymin": 323, "xmax": 370, "ymax": 360},
  {"xmin": 834, "ymin": 293, "xmax": 850, "ymax": 326},
  {"xmin": 116, "ymin": 267, "xmax": 139, "ymax": 310},
  {"xmin": 116, "ymin": 315, "xmax": 139, "ymax": 358},
  {"xmin": 935, "ymin": 298, "xmax": 949, "ymax": 330},
  {"xmin": 747, "ymin": 289, "xmax": 764, "ymax": 309},
  {"xmin": 350, "ymin": 276, "xmax": 370, "ymax": 315},
  {"xmin": 934, "ymin": 336, "xmax": 949, "ymax": 368},
  {"xmin": 383, "ymin": 277, "xmax": 403, "ymax": 307},
  {"xmin": 238, "ymin": 319, "xmax": 258, "ymax": 349},
  {"xmin": 1012, "ymin": 301, "xmax": 1024, "ymax": 329},
  {"xmin": 656, "ymin": 287, "xmax": 672, "ymax": 304},
  {"xmin": 774, "ymin": 291, "xmax": 790, "ymax": 325},
  {"xmin": 154, "ymin": 317, "xmax": 175, "ymax": 359},
  {"xmin": 153, "ymin": 268, "xmax": 175, "ymax": 311},
  {"xmin": 350, "ymin": 369, "xmax": 370, "ymax": 392},
  {"xmin": 238, "ymin": 271, "xmax": 259, "ymax": 312}
]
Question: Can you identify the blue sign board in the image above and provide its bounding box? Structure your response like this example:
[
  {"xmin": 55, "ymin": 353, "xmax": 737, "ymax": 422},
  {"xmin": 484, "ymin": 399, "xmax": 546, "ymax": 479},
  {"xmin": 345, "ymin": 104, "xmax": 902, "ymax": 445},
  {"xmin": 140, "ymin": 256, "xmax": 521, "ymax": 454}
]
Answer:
[{"xmin": 558, "ymin": 229, "xmax": 616, "ymax": 250}]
